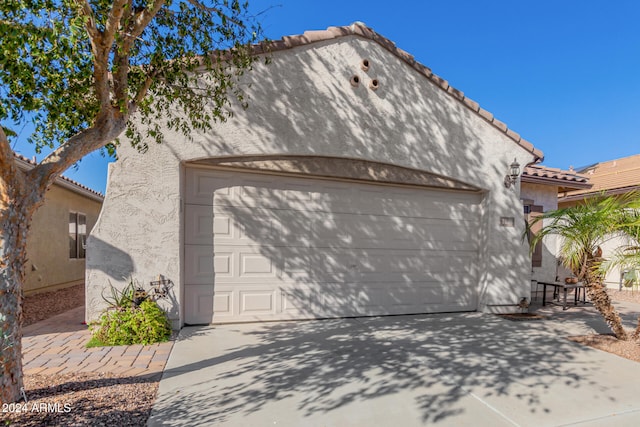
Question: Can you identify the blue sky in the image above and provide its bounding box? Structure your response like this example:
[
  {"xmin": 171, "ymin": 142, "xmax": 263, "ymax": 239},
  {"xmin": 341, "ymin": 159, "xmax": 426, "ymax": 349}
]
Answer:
[{"xmin": 12, "ymin": 0, "xmax": 640, "ymax": 193}]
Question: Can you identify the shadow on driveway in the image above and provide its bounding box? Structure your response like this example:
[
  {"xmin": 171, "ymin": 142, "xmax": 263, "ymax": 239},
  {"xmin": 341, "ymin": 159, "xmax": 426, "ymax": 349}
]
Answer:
[{"xmin": 147, "ymin": 311, "xmax": 640, "ymax": 426}]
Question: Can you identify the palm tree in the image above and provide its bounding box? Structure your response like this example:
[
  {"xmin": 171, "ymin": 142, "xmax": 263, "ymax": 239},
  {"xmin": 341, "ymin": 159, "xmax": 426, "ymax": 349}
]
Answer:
[
  {"xmin": 529, "ymin": 194, "xmax": 640, "ymax": 341},
  {"xmin": 599, "ymin": 204, "xmax": 640, "ymax": 339}
]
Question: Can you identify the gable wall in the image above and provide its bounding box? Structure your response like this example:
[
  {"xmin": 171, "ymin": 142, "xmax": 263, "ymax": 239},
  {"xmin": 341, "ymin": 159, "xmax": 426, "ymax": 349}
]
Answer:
[{"xmin": 87, "ymin": 36, "xmax": 536, "ymax": 325}]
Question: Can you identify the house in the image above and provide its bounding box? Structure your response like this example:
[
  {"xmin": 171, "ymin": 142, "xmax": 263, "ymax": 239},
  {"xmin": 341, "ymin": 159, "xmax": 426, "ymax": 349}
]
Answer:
[
  {"xmin": 520, "ymin": 165, "xmax": 591, "ymax": 296},
  {"xmin": 87, "ymin": 23, "xmax": 573, "ymax": 328},
  {"xmin": 14, "ymin": 154, "xmax": 104, "ymax": 296},
  {"xmin": 558, "ymin": 154, "xmax": 640, "ymax": 288}
]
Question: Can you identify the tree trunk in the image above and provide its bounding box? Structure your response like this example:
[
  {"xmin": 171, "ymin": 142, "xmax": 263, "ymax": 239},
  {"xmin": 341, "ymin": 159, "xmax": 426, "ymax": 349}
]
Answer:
[
  {"xmin": 584, "ymin": 282, "xmax": 628, "ymax": 340},
  {"xmin": 0, "ymin": 198, "xmax": 32, "ymax": 404},
  {"xmin": 0, "ymin": 109, "xmax": 127, "ymax": 403},
  {"xmin": 584, "ymin": 256, "xmax": 628, "ymax": 340},
  {"xmin": 632, "ymin": 317, "xmax": 640, "ymax": 340}
]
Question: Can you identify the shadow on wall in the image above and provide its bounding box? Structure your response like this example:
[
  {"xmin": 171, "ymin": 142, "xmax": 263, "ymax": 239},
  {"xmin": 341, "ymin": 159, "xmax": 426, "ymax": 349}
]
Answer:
[
  {"xmin": 178, "ymin": 37, "xmax": 531, "ymax": 320},
  {"xmin": 85, "ymin": 236, "xmax": 135, "ymax": 319},
  {"xmin": 87, "ymin": 236, "xmax": 182, "ymax": 323},
  {"xmin": 217, "ymin": 173, "xmax": 482, "ymax": 318},
  {"xmin": 153, "ymin": 313, "xmax": 606, "ymax": 425},
  {"xmin": 86, "ymin": 235, "xmax": 135, "ymax": 281},
  {"xmin": 192, "ymin": 39, "xmax": 492, "ymax": 186}
]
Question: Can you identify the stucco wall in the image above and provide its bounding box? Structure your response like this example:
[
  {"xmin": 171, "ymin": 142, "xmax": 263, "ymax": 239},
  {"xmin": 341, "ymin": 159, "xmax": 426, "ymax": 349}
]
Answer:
[
  {"xmin": 24, "ymin": 184, "xmax": 102, "ymax": 295},
  {"xmin": 87, "ymin": 35, "xmax": 537, "ymax": 326},
  {"xmin": 520, "ymin": 183, "xmax": 560, "ymax": 285},
  {"xmin": 558, "ymin": 200, "xmax": 631, "ymax": 289}
]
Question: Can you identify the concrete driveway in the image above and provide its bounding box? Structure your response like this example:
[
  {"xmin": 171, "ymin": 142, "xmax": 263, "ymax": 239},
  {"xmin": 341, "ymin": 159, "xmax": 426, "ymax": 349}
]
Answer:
[{"xmin": 148, "ymin": 305, "xmax": 640, "ymax": 426}]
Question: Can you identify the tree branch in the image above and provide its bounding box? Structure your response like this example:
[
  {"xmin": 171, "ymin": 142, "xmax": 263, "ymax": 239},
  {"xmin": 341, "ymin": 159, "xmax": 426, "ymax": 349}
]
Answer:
[
  {"xmin": 0, "ymin": 127, "xmax": 26, "ymax": 202},
  {"xmin": 74, "ymin": 0, "xmax": 111, "ymax": 109},
  {"xmin": 186, "ymin": 0, "xmax": 222, "ymax": 13},
  {"xmin": 29, "ymin": 109, "xmax": 127, "ymax": 190},
  {"xmin": 112, "ymin": 51, "xmax": 130, "ymax": 110},
  {"xmin": 103, "ymin": 0, "xmax": 129, "ymax": 53},
  {"xmin": 131, "ymin": 70, "xmax": 158, "ymax": 110},
  {"xmin": 185, "ymin": 0, "xmax": 243, "ymax": 26},
  {"xmin": 75, "ymin": 0, "xmax": 100, "ymax": 42},
  {"xmin": 128, "ymin": 0, "xmax": 166, "ymax": 42}
]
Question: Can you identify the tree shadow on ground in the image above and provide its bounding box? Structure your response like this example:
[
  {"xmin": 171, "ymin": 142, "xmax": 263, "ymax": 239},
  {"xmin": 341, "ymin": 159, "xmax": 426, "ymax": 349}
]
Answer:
[{"xmin": 151, "ymin": 312, "xmax": 614, "ymax": 426}]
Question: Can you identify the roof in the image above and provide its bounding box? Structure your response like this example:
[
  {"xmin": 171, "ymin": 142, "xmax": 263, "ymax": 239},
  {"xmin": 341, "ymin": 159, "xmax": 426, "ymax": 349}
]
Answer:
[
  {"xmin": 251, "ymin": 22, "xmax": 544, "ymax": 162},
  {"xmin": 558, "ymin": 153, "xmax": 640, "ymax": 202},
  {"xmin": 13, "ymin": 153, "xmax": 104, "ymax": 202},
  {"xmin": 521, "ymin": 164, "xmax": 591, "ymax": 192}
]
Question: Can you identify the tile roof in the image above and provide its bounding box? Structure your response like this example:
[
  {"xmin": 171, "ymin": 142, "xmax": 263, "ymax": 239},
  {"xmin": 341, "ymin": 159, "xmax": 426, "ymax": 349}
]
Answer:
[
  {"xmin": 13, "ymin": 152, "xmax": 104, "ymax": 201},
  {"xmin": 559, "ymin": 154, "xmax": 640, "ymax": 201},
  {"xmin": 251, "ymin": 22, "xmax": 544, "ymax": 162},
  {"xmin": 521, "ymin": 164, "xmax": 591, "ymax": 190}
]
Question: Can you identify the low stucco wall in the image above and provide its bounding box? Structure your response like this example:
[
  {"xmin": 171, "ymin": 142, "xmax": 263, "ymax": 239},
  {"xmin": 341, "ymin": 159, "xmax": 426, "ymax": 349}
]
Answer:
[
  {"xmin": 24, "ymin": 184, "xmax": 102, "ymax": 295},
  {"xmin": 87, "ymin": 34, "xmax": 536, "ymax": 326}
]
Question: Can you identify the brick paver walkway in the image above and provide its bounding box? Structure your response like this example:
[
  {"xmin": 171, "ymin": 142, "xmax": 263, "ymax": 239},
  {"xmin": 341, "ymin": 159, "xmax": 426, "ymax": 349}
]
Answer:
[{"xmin": 22, "ymin": 306, "xmax": 173, "ymax": 377}]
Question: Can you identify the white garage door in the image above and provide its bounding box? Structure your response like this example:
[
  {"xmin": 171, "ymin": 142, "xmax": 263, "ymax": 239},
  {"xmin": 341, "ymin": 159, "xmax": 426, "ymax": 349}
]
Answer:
[{"xmin": 184, "ymin": 167, "xmax": 481, "ymax": 324}]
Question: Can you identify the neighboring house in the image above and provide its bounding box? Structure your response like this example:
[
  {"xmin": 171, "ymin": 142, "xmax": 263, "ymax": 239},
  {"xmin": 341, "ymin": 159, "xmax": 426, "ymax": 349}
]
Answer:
[
  {"xmin": 520, "ymin": 165, "xmax": 591, "ymax": 297},
  {"xmin": 88, "ymin": 23, "xmax": 563, "ymax": 328},
  {"xmin": 15, "ymin": 154, "xmax": 104, "ymax": 296},
  {"xmin": 558, "ymin": 154, "xmax": 640, "ymax": 288}
]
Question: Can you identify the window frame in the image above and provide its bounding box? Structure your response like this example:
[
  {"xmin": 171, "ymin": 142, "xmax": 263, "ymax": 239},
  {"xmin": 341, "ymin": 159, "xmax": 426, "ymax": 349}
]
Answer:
[
  {"xmin": 69, "ymin": 211, "xmax": 87, "ymax": 259},
  {"xmin": 524, "ymin": 204, "xmax": 544, "ymax": 268}
]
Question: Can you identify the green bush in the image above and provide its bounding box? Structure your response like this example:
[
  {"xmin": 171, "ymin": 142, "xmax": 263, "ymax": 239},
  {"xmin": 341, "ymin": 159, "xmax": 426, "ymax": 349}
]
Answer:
[{"xmin": 88, "ymin": 300, "xmax": 171, "ymax": 347}]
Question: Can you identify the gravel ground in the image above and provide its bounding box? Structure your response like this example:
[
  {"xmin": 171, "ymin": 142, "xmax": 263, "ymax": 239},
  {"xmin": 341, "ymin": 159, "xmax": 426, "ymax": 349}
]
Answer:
[
  {"xmin": 3, "ymin": 372, "xmax": 160, "ymax": 426},
  {"xmin": 607, "ymin": 288, "xmax": 640, "ymax": 305},
  {"xmin": 23, "ymin": 284, "xmax": 85, "ymax": 326},
  {"xmin": 567, "ymin": 289, "xmax": 640, "ymax": 363},
  {"xmin": 9, "ymin": 285, "xmax": 161, "ymax": 426}
]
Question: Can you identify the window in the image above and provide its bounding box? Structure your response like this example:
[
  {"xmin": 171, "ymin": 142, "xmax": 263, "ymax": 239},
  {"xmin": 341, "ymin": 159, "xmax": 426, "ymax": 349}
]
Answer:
[
  {"xmin": 69, "ymin": 212, "xmax": 87, "ymax": 259},
  {"xmin": 524, "ymin": 205, "xmax": 543, "ymax": 268}
]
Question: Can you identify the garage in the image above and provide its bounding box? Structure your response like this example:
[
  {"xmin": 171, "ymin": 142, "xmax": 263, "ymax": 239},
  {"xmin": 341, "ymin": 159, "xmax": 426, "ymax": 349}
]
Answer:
[{"xmin": 183, "ymin": 165, "xmax": 483, "ymax": 324}]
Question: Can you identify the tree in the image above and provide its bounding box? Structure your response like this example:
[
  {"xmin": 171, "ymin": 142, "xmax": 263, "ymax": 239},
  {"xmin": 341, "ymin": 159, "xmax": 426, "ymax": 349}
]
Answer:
[
  {"xmin": 1, "ymin": 0, "xmax": 263, "ymax": 403},
  {"xmin": 529, "ymin": 194, "xmax": 640, "ymax": 340}
]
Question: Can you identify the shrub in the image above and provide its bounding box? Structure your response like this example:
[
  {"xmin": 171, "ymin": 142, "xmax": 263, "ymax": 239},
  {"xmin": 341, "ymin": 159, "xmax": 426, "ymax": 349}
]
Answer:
[{"xmin": 89, "ymin": 300, "xmax": 171, "ymax": 347}]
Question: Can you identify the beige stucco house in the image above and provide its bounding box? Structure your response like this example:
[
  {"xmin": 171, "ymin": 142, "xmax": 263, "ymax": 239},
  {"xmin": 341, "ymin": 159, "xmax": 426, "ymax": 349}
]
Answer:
[
  {"xmin": 87, "ymin": 23, "xmax": 583, "ymax": 328},
  {"xmin": 558, "ymin": 154, "xmax": 640, "ymax": 288},
  {"xmin": 15, "ymin": 154, "xmax": 104, "ymax": 296}
]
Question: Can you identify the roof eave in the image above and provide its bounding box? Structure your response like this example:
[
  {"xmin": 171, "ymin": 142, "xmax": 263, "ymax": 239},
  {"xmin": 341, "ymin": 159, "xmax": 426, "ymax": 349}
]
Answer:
[
  {"xmin": 558, "ymin": 185, "xmax": 640, "ymax": 203},
  {"xmin": 521, "ymin": 175, "xmax": 592, "ymax": 190},
  {"xmin": 14, "ymin": 156, "xmax": 105, "ymax": 202}
]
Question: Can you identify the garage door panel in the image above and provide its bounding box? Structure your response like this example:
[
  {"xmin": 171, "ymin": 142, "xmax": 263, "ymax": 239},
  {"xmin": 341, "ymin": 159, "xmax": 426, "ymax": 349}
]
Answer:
[
  {"xmin": 281, "ymin": 287, "xmax": 324, "ymax": 316},
  {"xmin": 239, "ymin": 252, "xmax": 277, "ymax": 278},
  {"xmin": 214, "ymin": 207, "xmax": 310, "ymax": 246},
  {"xmin": 362, "ymin": 283, "xmax": 445, "ymax": 307},
  {"xmin": 239, "ymin": 289, "xmax": 277, "ymax": 315},
  {"xmin": 185, "ymin": 206, "xmax": 236, "ymax": 245},
  {"xmin": 186, "ymin": 169, "xmax": 233, "ymax": 205},
  {"xmin": 213, "ymin": 252, "xmax": 233, "ymax": 276},
  {"xmin": 356, "ymin": 252, "xmax": 478, "ymax": 282},
  {"xmin": 236, "ymin": 214, "xmax": 281, "ymax": 244},
  {"xmin": 184, "ymin": 167, "xmax": 481, "ymax": 324},
  {"xmin": 185, "ymin": 284, "xmax": 217, "ymax": 324},
  {"xmin": 184, "ymin": 245, "xmax": 215, "ymax": 285}
]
